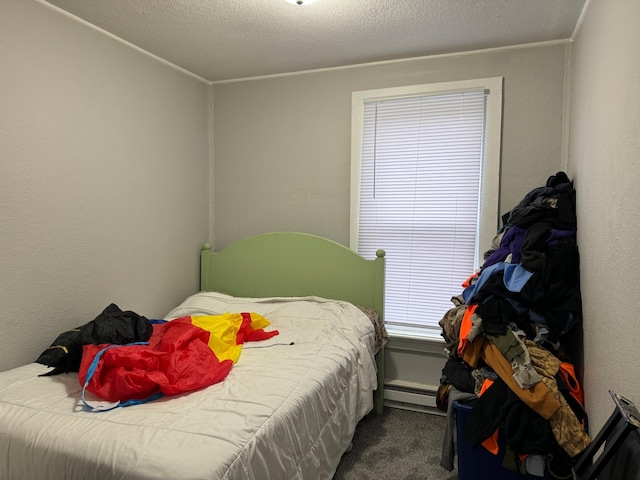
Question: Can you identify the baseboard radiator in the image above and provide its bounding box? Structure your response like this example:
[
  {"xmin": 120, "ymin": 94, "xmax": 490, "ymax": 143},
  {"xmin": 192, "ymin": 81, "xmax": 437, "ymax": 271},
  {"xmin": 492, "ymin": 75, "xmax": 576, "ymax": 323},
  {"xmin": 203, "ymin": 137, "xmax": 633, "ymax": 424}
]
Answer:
[{"xmin": 383, "ymin": 380, "xmax": 443, "ymax": 415}]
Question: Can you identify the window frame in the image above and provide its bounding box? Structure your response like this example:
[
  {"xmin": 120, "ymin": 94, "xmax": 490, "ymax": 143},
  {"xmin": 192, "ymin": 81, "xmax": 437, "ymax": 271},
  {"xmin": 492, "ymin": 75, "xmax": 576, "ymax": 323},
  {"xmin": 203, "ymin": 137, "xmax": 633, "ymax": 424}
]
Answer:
[{"xmin": 350, "ymin": 77, "xmax": 503, "ymax": 335}]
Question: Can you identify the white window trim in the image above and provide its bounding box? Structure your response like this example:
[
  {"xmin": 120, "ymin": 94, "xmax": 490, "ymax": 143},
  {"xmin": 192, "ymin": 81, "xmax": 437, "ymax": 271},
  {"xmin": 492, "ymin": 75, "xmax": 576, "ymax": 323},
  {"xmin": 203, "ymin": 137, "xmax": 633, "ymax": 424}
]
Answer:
[{"xmin": 350, "ymin": 77, "xmax": 503, "ymax": 338}]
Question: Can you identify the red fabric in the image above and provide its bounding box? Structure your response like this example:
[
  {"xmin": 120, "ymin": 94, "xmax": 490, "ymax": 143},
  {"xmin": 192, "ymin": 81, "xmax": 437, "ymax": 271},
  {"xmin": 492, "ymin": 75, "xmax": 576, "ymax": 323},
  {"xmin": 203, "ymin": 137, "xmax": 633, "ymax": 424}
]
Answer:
[
  {"xmin": 79, "ymin": 317, "xmax": 233, "ymax": 402},
  {"xmin": 239, "ymin": 312, "xmax": 280, "ymax": 343}
]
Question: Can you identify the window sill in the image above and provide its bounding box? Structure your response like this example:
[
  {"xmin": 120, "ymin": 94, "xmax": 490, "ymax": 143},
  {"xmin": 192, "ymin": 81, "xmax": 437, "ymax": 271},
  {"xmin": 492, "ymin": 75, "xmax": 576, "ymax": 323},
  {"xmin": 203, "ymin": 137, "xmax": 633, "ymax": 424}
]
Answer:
[
  {"xmin": 385, "ymin": 325, "xmax": 444, "ymax": 343},
  {"xmin": 385, "ymin": 326, "xmax": 446, "ymax": 355}
]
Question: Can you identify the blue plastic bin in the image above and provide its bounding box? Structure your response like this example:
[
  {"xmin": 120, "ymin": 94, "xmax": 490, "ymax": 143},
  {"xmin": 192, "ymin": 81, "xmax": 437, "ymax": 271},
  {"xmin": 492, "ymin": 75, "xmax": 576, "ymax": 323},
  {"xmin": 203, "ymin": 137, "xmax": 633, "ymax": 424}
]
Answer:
[{"xmin": 454, "ymin": 400, "xmax": 551, "ymax": 480}]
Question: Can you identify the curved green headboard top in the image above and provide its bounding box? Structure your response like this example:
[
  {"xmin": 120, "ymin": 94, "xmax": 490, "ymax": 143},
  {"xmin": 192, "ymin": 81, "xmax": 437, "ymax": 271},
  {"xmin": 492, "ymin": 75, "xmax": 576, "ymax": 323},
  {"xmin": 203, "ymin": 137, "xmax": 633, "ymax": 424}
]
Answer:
[
  {"xmin": 201, "ymin": 231, "xmax": 387, "ymax": 414},
  {"xmin": 200, "ymin": 232, "xmax": 385, "ymax": 320}
]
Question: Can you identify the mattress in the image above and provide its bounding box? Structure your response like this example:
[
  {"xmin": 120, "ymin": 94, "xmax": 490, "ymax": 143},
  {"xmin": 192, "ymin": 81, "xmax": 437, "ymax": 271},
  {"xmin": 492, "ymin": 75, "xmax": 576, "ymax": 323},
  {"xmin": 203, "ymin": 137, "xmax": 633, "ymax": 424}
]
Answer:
[{"xmin": 0, "ymin": 292, "xmax": 377, "ymax": 480}]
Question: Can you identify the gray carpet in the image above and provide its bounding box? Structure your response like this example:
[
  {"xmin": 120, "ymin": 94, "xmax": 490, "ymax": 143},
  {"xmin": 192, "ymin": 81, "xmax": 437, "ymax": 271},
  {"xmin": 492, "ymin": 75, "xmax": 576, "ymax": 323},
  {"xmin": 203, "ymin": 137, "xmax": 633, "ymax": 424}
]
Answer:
[{"xmin": 334, "ymin": 407, "xmax": 458, "ymax": 480}]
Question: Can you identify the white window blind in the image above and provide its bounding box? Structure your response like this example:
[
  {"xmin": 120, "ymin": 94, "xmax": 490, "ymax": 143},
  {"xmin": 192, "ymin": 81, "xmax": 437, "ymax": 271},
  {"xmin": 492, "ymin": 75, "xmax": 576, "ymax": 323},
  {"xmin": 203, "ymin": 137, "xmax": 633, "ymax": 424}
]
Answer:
[{"xmin": 351, "ymin": 79, "xmax": 502, "ymax": 335}]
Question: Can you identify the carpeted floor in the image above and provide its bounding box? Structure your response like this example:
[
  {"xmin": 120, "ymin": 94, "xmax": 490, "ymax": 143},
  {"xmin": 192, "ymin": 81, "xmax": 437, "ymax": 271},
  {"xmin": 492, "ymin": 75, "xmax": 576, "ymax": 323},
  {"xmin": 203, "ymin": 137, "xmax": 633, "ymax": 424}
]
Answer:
[{"xmin": 333, "ymin": 407, "xmax": 458, "ymax": 480}]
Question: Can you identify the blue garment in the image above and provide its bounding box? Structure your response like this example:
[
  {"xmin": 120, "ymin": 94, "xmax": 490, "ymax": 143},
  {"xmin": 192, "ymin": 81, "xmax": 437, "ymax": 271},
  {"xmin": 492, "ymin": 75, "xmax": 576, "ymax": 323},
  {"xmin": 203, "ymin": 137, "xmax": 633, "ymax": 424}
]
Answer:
[{"xmin": 463, "ymin": 262, "xmax": 534, "ymax": 304}]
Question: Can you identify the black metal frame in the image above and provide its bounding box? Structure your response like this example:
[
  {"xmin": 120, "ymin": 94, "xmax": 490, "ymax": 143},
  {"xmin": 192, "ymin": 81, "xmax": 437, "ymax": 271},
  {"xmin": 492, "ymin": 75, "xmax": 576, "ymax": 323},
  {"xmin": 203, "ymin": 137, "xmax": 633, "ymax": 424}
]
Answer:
[{"xmin": 572, "ymin": 390, "xmax": 640, "ymax": 480}]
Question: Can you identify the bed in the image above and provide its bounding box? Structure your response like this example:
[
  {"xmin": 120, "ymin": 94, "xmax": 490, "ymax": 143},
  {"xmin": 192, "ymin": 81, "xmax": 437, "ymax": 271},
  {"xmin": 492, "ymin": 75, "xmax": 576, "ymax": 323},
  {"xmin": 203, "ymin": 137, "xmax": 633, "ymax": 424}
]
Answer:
[{"xmin": 0, "ymin": 232, "xmax": 386, "ymax": 480}]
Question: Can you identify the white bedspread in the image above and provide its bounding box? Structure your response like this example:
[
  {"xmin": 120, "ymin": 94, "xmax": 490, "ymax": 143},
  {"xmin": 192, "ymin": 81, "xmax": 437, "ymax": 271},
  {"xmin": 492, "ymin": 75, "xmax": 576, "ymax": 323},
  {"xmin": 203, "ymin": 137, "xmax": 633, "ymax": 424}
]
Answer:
[{"xmin": 0, "ymin": 293, "xmax": 377, "ymax": 480}]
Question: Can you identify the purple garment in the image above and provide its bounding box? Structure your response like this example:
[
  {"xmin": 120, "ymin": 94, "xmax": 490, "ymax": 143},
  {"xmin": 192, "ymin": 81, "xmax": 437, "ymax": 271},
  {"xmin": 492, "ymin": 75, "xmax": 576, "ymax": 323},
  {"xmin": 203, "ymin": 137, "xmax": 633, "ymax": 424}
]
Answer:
[
  {"xmin": 482, "ymin": 226, "xmax": 526, "ymax": 269},
  {"xmin": 483, "ymin": 227, "xmax": 576, "ymax": 271},
  {"xmin": 545, "ymin": 228, "xmax": 576, "ymax": 245}
]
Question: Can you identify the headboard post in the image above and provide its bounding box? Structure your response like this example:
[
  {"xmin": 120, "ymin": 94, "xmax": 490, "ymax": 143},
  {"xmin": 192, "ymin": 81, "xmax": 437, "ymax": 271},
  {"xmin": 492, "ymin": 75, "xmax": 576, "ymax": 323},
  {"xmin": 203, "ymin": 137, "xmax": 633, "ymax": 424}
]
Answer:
[
  {"xmin": 200, "ymin": 243, "xmax": 213, "ymax": 291},
  {"xmin": 374, "ymin": 249, "xmax": 386, "ymax": 322}
]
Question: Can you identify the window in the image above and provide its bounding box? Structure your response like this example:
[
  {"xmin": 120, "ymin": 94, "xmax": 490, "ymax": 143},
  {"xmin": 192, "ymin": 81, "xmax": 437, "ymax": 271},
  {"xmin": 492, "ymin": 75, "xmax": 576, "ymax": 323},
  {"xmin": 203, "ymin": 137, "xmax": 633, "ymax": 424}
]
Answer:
[{"xmin": 351, "ymin": 78, "xmax": 502, "ymax": 337}]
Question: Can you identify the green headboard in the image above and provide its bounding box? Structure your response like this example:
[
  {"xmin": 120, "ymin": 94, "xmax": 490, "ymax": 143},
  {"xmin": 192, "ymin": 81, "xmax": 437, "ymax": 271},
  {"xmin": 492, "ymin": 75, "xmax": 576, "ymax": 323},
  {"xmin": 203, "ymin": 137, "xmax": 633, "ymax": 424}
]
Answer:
[
  {"xmin": 200, "ymin": 232, "xmax": 385, "ymax": 320},
  {"xmin": 200, "ymin": 232, "xmax": 386, "ymax": 414}
]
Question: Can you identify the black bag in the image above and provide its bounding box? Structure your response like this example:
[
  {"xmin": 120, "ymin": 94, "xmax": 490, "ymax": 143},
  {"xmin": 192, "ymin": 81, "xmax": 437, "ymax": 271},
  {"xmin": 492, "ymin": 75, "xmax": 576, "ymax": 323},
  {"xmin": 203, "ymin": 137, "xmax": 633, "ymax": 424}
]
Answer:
[{"xmin": 36, "ymin": 303, "xmax": 153, "ymax": 376}]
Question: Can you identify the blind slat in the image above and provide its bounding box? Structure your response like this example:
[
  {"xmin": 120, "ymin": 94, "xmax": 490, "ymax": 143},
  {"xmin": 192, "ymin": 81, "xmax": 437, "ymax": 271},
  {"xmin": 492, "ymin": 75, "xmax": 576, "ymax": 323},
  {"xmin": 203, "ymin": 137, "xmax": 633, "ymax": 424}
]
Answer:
[{"xmin": 357, "ymin": 91, "xmax": 487, "ymax": 329}]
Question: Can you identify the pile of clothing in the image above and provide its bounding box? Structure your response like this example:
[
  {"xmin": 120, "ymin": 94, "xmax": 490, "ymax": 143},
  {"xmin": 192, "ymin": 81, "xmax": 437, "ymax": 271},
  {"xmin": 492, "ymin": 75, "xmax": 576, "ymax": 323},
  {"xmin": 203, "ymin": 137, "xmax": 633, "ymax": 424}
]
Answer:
[{"xmin": 438, "ymin": 172, "xmax": 590, "ymax": 478}]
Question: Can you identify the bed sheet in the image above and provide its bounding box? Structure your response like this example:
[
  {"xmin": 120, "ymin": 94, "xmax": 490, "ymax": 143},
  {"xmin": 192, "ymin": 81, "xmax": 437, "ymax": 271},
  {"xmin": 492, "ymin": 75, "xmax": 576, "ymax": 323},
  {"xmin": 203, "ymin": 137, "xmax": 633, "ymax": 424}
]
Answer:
[{"xmin": 0, "ymin": 293, "xmax": 377, "ymax": 480}]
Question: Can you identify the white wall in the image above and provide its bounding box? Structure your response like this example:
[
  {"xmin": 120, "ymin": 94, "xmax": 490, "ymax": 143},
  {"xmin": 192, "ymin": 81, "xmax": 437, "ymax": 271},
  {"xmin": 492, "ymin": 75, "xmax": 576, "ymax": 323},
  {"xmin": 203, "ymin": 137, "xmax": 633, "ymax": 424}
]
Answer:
[
  {"xmin": 212, "ymin": 44, "xmax": 569, "ymax": 250},
  {"xmin": 568, "ymin": 0, "xmax": 640, "ymax": 434},
  {"xmin": 0, "ymin": 0, "xmax": 210, "ymax": 371}
]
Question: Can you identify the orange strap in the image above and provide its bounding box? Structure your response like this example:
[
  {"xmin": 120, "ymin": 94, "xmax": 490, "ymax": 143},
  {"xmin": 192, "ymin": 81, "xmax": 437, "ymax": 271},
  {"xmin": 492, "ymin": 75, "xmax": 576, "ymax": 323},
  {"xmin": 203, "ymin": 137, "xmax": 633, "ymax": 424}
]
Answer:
[
  {"xmin": 558, "ymin": 362, "xmax": 583, "ymax": 405},
  {"xmin": 479, "ymin": 378, "xmax": 494, "ymax": 396},
  {"xmin": 481, "ymin": 430, "xmax": 500, "ymax": 455},
  {"xmin": 457, "ymin": 304, "xmax": 478, "ymax": 355},
  {"xmin": 462, "ymin": 272, "xmax": 479, "ymax": 288},
  {"xmin": 478, "ymin": 378, "xmax": 499, "ymax": 454}
]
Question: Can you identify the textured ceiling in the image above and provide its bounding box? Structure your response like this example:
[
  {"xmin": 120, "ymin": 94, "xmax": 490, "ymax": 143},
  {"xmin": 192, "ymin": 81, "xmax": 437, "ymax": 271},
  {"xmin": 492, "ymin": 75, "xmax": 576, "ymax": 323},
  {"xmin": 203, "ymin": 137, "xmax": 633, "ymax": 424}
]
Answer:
[{"xmin": 43, "ymin": 0, "xmax": 587, "ymax": 82}]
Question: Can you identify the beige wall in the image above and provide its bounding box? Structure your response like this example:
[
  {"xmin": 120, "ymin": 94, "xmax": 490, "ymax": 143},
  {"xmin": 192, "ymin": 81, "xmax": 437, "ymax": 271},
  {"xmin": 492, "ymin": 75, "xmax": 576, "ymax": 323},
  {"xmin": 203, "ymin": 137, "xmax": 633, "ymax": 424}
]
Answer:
[
  {"xmin": 0, "ymin": 0, "xmax": 210, "ymax": 370},
  {"xmin": 212, "ymin": 43, "xmax": 569, "ymax": 250},
  {"xmin": 568, "ymin": 0, "xmax": 640, "ymax": 434}
]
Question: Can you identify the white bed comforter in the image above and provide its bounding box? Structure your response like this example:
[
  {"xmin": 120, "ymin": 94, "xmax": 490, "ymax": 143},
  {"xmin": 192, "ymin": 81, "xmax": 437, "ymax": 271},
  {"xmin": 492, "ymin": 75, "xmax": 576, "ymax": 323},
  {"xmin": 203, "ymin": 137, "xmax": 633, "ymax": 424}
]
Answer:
[{"xmin": 0, "ymin": 293, "xmax": 377, "ymax": 480}]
